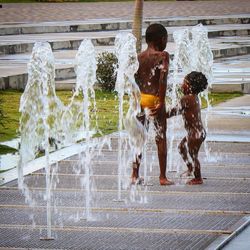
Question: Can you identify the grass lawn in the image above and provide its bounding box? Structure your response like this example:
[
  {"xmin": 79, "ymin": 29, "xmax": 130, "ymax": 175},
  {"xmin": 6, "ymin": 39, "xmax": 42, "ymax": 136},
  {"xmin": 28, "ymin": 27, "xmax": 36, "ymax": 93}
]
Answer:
[
  {"xmin": 0, "ymin": 144, "xmax": 17, "ymax": 154},
  {"xmin": 201, "ymin": 92, "xmax": 243, "ymax": 109},
  {"xmin": 0, "ymin": 89, "xmax": 243, "ymax": 146},
  {"xmin": 0, "ymin": 89, "xmax": 124, "ymax": 143}
]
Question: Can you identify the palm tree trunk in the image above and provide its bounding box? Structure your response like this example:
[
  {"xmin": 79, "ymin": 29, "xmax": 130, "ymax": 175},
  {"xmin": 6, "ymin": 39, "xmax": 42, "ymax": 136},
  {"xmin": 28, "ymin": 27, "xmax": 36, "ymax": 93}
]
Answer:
[{"xmin": 132, "ymin": 0, "xmax": 144, "ymax": 53}]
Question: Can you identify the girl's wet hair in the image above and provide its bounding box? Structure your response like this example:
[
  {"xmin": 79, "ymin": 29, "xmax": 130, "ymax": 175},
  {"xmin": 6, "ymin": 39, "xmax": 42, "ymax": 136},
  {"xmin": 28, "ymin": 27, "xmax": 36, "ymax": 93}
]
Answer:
[
  {"xmin": 186, "ymin": 71, "xmax": 208, "ymax": 94},
  {"xmin": 145, "ymin": 23, "xmax": 168, "ymax": 44}
]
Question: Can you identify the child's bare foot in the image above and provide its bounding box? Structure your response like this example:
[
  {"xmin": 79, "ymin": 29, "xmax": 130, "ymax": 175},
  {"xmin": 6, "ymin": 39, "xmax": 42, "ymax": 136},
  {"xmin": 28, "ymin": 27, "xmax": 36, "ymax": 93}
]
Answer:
[
  {"xmin": 159, "ymin": 177, "xmax": 174, "ymax": 186},
  {"xmin": 186, "ymin": 178, "xmax": 203, "ymax": 185},
  {"xmin": 131, "ymin": 176, "xmax": 144, "ymax": 185},
  {"xmin": 131, "ymin": 164, "xmax": 140, "ymax": 184},
  {"xmin": 180, "ymin": 170, "xmax": 193, "ymax": 178},
  {"xmin": 131, "ymin": 176, "xmax": 137, "ymax": 185}
]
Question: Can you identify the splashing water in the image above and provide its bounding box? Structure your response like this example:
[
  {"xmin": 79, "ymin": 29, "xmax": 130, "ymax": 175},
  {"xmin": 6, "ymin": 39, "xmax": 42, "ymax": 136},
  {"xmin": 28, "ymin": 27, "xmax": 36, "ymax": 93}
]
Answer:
[
  {"xmin": 191, "ymin": 24, "xmax": 214, "ymax": 159},
  {"xmin": 168, "ymin": 23, "xmax": 213, "ymax": 172},
  {"xmin": 18, "ymin": 40, "xmax": 98, "ymax": 238},
  {"xmin": 171, "ymin": 24, "xmax": 213, "ymax": 80},
  {"xmin": 172, "ymin": 28, "xmax": 191, "ymax": 75},
  {"xmin": 114, "ymin": 32, "xmax": 146, "ymax": 201},
  {"xmin": 191, "ymin": 24, "xmax": 213, "ymax": 84},
  {"xmin": 18, "ymin": 42, "xmax": 63, "ymax": 239},
  {"xmin": 19, "ymin": 42, "xmax": 63, "ymax": 173},
  {"xmin": 167, "ymin": 29, "xmax": 190, "ymax": 172},
  {"xmin": 74, "ymin": 39, "xmax": 97, "ymax": 220},
  {"xmin": 115, "ymin": 33, "xmax": 146, "ymax": 154}
]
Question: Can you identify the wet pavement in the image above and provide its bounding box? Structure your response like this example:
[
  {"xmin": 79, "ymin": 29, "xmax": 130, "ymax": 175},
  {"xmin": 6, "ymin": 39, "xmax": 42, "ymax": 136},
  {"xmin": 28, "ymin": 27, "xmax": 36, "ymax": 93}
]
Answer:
[{"xmin": 0, "ymin": 94, "xmax": 250, "ymax": 249}]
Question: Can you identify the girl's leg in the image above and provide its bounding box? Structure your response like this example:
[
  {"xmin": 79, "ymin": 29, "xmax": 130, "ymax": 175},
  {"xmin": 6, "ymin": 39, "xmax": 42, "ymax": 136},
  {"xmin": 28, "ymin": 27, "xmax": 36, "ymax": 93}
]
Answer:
[
  {"xmin": 186, "ymin": 137, "xmax": 203, "ymax": 184},
  {"xmin": 178, "ymin": 137, "xmax": 193, "ymax": 174}
]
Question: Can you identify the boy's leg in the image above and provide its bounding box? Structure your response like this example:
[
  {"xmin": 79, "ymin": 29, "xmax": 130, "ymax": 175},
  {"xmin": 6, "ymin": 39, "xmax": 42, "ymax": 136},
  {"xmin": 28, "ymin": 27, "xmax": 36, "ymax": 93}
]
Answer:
[
  {"xmin": 156, "ymin": 132, "xmax": 166, "ymax": 179},
  {"xmin": 186, "ymin": 137, "xmax": 203, "ymax": 185},
  {"xmin": 131, "ymin": 112, "xmax": 146, "ymax": 184},
  {"xmin": 155, "ymin": 116, "xmax": 174, "ymax": 185},
  {"xmin": 178, "ymin": 137, "xmax": 193, "ymax": 175}
]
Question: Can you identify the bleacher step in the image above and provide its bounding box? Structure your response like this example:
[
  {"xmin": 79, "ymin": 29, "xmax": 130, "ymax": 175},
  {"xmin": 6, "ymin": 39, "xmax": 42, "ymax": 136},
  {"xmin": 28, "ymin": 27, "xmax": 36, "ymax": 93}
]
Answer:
[
  {"xmin": 1, "ymin": 23, "xmax": 250, "ymax": 55},
  {"xmin": 1, "ymin": 14, "xmax": 249, "ymax": 36}
]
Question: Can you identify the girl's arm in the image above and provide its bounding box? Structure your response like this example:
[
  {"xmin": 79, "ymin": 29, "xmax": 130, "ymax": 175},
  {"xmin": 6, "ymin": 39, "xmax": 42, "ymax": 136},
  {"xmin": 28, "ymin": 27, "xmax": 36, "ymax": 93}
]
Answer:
[
  {"xmin": 165, "ymin": 104, "xmax": 182, "ymax": 118},
  {"xmin": 166, "ymin": 95, "xmax": 189, "ymax": 119}
]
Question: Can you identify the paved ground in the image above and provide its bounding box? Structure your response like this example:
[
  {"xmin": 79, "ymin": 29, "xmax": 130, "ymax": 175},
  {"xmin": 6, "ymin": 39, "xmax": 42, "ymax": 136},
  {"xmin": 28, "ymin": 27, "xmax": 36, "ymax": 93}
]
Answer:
[
  {"xmin": 0, "ymin": 95, "xmax": 250, "ymax": 249},
  {"xmin": 0, "ymin": 0, "xmax": 250, "ymax": 24}
]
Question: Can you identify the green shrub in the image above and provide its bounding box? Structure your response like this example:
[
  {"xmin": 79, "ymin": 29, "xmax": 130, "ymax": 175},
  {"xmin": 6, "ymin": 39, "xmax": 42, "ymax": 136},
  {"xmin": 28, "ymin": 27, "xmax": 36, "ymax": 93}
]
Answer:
[
  {"xmin": 96, "ymin": 52, "xmax": 118, "ymax": 92},
  {"xmin": 0, "ymin": 144, "xmax": 17, "ymax": 155}
]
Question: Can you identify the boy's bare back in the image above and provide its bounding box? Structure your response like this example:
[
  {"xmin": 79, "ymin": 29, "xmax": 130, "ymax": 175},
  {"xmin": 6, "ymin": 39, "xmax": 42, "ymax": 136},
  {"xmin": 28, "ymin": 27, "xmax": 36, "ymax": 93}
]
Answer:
[
  {"xmin": 131, "ymin": 23, "xmax": 174, "ymax": 186},
  {"xmin": 136, "ymin": 50, "xmax": 169, "ymax": 96}
]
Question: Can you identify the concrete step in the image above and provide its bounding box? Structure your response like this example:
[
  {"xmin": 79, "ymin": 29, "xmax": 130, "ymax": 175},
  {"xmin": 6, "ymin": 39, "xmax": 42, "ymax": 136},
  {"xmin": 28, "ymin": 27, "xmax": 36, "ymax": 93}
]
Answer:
[
  {"xmin": 1, "ymin": 23, "xmax": 250, "ymax": 55},
  {"xmin": 32, "ymin": 55, "xmax": 250, "ymax": 95},
  {"xmin": 211, "ymin": 55, "xmax": 250, "ymax": 93},
  {"xmin": 0, "ymin": 45, "xmax": 112, "ymax": 89},
  {"xmin": 0, "ymin": 14, "xmax": 249, "ymax": 36},
  {"xmin": 49, "ymin": 54, "xmax": 250, "ymax": 94},
  {"xmin": 1, "ymin": 41, "xmax": 250, "ymax": 90}
]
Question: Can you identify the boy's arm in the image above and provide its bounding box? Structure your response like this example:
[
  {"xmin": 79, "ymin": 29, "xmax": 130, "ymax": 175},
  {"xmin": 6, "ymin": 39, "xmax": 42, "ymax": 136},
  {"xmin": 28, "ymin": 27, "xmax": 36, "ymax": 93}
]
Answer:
[
  {"xmin": 158, "ymin": 51, "xmax": 169, "ymax": 106},
  {"xmin": 151, "ymin": 51, "xmax": 169, "ymax": 116}
]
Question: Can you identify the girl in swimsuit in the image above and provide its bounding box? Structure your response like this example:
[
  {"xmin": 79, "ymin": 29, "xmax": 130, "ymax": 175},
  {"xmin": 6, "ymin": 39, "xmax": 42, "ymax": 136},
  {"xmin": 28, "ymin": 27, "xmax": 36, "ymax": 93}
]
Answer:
[{"xmin": 166, "ymin": 71, "xmax": 208, "ymax": 185}]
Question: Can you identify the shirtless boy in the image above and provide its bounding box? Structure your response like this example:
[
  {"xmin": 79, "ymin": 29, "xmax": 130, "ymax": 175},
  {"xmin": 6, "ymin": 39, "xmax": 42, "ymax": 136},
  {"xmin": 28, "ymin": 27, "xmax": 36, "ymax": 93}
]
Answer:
[
  {"xmin": 166, "ymin": 71, "xmax": 208, "ymax": 185},
  {"xmin": 131, "ymin": 23, "xmax": 173, "ymax": 186}
]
